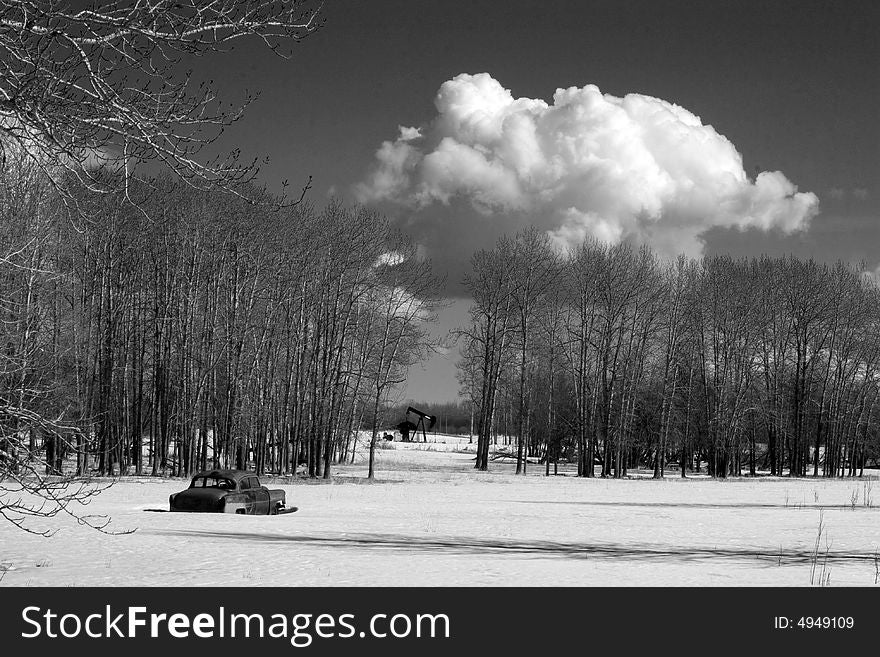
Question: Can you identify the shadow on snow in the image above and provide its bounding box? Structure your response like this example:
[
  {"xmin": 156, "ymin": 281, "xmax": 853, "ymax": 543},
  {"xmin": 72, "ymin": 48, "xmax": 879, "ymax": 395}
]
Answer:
[
  {"xmin": 505, "ymin": 500, "xmax": 878, "ymax": 511},
  {"xmin": 147, "ymin": 528, "xmax": 877, "ymax": 566}
]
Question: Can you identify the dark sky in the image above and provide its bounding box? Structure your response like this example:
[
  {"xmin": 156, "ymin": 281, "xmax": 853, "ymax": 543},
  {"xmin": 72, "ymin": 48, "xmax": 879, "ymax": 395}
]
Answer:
[{"xmin": 193, "ymin": 0, "xmax": 879, "ymax": 402}]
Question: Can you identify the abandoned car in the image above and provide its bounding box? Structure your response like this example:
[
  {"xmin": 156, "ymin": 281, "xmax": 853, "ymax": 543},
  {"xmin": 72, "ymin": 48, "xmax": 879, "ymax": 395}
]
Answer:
[{"xmin": 169, "ymin": 469, "xmax": 290, "ymax": 514}]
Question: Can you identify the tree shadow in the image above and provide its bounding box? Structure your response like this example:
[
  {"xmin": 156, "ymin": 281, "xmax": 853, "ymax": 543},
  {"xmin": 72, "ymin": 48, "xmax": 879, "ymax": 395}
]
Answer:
[
  {"xmin": 148, "ymin": 528, "xmax": 877, "ymax": 566},
  {"xmin": 505, "ymin": 500, "xmax": 872, "ymax": 511}
]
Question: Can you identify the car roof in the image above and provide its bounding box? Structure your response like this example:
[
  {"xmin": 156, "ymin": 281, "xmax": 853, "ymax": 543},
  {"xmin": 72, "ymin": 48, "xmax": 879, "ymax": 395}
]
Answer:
[{"xmin": 191, "ymin": 469, "xmax": 253, "ymax": 481}]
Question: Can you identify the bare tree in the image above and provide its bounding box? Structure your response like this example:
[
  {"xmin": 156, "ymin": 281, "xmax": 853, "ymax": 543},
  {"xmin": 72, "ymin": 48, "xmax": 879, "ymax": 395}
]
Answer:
[
  {"xmin": 0, "ymin": 146, "xmax": 118, "ymax": 535},
  {"xmin": 455, "ymin": 339, "xmax": 481, "ymax": 444},
  {"xmin": 508, "ymin": 227, "xmax": 558, "ymax": 474},
  {"xmin": 653, "ymin": 256, "xmax": 691, "ymax": 478},
  {"xmin": 363, "ymin": 227, "xmax": 445, "ymax": 480},
  {"xmin": 462, "ymin": 238, "xmax": 516, "ymax": 471},
  {"xmin": 0, "ymin": 0, "xmax": 323, "ymax": 205}
]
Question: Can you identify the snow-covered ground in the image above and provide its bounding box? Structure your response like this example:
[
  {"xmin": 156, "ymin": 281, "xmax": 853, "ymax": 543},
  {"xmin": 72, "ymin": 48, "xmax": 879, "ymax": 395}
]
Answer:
[{"xmin": 2, "ymin": 433, "xmax": 879, "ymax": 587}]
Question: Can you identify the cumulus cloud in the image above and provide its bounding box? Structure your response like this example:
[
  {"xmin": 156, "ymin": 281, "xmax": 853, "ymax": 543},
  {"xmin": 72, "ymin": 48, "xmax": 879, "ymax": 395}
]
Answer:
[
  {"xmin": 375, "ymin": 251, "xmax": 406, "ymax": 268},
  {"xmin": 355, "ymin": 73, "xmax": 819, "ymax": 257},
  {"xmin": 862, "ymin": 263, "xmax": 880, "ymax": 286}
]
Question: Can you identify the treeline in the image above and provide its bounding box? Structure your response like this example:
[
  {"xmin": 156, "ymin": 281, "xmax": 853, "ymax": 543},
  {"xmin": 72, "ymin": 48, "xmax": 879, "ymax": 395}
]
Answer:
[
  {"xmin": 0, "ymin": 156, "xmax": 443, "ymax": 480},
  {"xmin": 459, "ymin": 227, "xmax": 880, "ymax": 478}
]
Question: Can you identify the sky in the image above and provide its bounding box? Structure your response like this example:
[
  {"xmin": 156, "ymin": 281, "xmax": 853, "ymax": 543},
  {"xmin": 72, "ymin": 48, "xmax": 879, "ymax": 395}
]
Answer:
[{"xmin": 193, "ymin": 0, "xmax": 879, "ymax": 403}]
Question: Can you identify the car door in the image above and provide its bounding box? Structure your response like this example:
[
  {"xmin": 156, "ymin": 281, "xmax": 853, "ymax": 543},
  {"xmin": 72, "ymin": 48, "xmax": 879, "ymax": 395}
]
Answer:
[
  {"xmin": 249, "ymin": 477, "xmax": 270, "ymax": 514},
  {"xmin": 239, "ymin": 476, "xmax": 256, "ymax": 514}
]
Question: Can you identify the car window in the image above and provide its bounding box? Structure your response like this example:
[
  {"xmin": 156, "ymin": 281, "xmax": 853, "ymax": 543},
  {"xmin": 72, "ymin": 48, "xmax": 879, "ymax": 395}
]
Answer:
[
  {"xmin": 239, "ymin": 477, "xmax": 251, "ymax": 490},
  {"xmin": 190, "ymin": 476, "xmax": 234, "ymax": 489},
  {"xmin": 248, "ymin": 477, "xmax": 260, "ymax": 489}
]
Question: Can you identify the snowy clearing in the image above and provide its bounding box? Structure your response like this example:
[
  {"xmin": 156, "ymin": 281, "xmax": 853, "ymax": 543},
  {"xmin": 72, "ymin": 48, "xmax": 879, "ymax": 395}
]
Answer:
[{"xmin": 2, "ymin": 434, "xmax": 879, "ymax": 587}]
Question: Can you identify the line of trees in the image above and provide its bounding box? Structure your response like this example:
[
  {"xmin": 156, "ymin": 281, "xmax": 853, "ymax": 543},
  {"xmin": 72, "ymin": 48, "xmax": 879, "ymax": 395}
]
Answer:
[
  {"xmin": 458, "ymin": 227, "xmax": 880, "ymax": 478},
  {"xmin": 1, "ymin": 158, "xmax": 444, "ymax": 497}
]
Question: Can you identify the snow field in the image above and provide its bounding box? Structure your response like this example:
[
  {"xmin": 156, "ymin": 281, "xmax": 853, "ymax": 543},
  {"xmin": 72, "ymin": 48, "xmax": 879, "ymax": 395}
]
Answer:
[{"xmin": 1, "ymin": 438, "xmax": 879, "ymax": 587}]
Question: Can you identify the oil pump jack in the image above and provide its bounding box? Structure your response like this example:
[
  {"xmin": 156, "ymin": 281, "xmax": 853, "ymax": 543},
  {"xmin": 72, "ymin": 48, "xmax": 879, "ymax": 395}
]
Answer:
[{"xmin": 395, "ymin": 406, "xmax": 437, "ymax": 442}]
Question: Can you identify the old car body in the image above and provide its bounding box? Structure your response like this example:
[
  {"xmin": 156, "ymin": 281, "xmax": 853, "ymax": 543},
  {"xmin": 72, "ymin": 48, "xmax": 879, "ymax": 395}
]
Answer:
[{"xmin": 169, "ymin": 470, "xmax": 286, "ymax": 514}]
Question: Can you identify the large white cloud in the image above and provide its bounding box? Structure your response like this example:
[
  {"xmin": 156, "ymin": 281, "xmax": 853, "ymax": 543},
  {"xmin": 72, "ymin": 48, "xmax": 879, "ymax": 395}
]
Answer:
[{"xmin": 355, "ymin": 73, "xmax": 819, "ymax": 257}]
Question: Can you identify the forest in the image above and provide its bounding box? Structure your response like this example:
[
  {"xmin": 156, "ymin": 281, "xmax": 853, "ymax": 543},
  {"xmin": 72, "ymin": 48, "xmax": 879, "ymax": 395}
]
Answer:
[
  {"xmin": 0, "ymin": 153, "xmax": 444, "ymax": 489},
  {"xmin": 6, "ymin": 148, "xmax": 878, "ymax": 489},
  {"xmin": 457, "ymin": 228, "xmax": 880, "ymax": 478}
]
